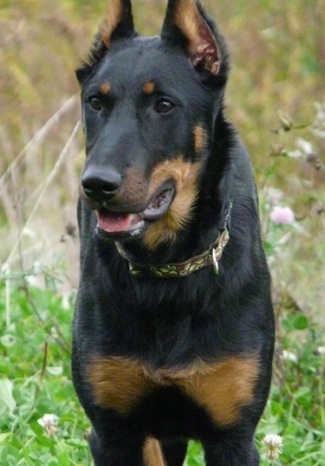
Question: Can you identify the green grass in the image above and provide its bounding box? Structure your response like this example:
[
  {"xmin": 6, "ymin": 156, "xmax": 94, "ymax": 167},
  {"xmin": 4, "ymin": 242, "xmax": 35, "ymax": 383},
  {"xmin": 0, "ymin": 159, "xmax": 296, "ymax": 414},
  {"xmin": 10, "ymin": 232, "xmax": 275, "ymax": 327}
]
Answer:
[
  {"xmin": 0, "ymin": 262, "xmax": 324, "ymax": 465},
  {"xmin": 0, "ymin": 279, "xmax": 90, "ymax": 465}
]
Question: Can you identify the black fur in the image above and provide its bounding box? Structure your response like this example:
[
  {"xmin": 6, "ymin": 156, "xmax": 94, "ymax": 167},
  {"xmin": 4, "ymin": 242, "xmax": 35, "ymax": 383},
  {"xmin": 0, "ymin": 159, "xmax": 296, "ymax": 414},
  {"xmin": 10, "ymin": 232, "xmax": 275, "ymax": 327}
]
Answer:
[{"xmin": 73, "ymin": 1, "xmax": 274, "ymax": 465}]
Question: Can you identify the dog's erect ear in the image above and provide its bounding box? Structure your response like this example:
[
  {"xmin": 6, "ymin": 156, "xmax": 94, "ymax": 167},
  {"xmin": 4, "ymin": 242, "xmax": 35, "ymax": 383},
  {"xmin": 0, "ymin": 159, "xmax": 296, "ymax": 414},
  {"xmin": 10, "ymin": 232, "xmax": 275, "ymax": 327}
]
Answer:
[
  {"xmin": 100, "ymin": 0, "xmax": 135, "ymax": 47},
  {"xmin": 76, "ymin": 0, "xmax": 136, "ymax": 82},
  {"xmin": 161, "ymin": 0, "xmax": 221, "ymax": 76}
]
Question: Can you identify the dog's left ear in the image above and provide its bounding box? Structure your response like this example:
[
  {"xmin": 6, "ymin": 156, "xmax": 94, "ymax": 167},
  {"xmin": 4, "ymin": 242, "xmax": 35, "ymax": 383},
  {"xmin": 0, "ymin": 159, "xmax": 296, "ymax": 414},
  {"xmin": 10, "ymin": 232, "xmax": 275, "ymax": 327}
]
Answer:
[{"xmin": 161, "ymin": 0, "xmax": 221, "ymax": 76}]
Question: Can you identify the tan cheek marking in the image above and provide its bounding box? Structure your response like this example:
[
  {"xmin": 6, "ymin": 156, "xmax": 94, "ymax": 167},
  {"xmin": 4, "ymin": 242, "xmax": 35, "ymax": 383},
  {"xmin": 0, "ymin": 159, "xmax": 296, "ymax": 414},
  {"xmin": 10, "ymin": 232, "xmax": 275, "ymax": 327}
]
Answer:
[
  {"xmin": 143, "ymin": 158, "xmax": 201, "ymax": 250},
  {"xmin": 193, "ymin": 125, "xmax": 207, "ymax": 153},
  {"xmin": 87, "ymin": 356, "xmax": 154, "ymax": 415},
  {"xmin": 143, "ymin": 438, "xmax": 166, "ymax": 466},
  {"xmin": 179, "ymin": 357, "xmax": 259, "ymax": 426},
  {"xmin": 100, "ymin": 81, "xmax": 111, "ymax": 95},
  {"xmin": 100, "ymin": 0, "xmax": 123, "ymax": 48},
  {"xmin": 142, "ymin": 81, "xmax": 156, "ymax": 95}
]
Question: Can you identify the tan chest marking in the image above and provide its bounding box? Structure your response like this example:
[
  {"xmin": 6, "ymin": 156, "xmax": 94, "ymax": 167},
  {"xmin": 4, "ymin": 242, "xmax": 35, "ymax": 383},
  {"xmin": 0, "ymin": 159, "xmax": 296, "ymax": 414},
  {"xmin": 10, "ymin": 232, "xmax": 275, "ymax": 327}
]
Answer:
[
  {"xmin": 87, "ymin": 355, "xmax": 259, "ymax": 426},
  {"xmin": 88, "ymin": 357, "xmax": 155, "ymax": 415},
  {"xmin": 143, "ymin": 438, "xmax": 166, "ymax": 466},
  {"xmin": 176, "ymin": 358, "xmax": 259, "ymax": 426}
]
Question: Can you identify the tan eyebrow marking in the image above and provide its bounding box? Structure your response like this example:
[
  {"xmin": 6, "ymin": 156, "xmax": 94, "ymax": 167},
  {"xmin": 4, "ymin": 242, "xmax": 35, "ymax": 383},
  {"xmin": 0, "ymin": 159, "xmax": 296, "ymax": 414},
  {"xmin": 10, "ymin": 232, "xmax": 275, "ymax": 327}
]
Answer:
[
  {"xmin": 142, "ymin": 81, "xmax": 156, "ymax": 95},
  {"xmin": 100, "ymin": 81, "xmax": 111, "ymax": 95}
]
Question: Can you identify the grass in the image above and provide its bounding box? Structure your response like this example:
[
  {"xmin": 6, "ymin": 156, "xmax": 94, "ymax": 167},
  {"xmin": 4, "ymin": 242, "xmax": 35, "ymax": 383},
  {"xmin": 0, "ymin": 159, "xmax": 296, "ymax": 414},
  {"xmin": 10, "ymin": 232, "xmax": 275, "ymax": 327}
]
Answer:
[
  {"xmin": 0, "ymin": 0, "xmax": 324, "ymax": 464},
  {"xmin": 0, "ymin": 252, "xmax": 324, "ymax": 465}
]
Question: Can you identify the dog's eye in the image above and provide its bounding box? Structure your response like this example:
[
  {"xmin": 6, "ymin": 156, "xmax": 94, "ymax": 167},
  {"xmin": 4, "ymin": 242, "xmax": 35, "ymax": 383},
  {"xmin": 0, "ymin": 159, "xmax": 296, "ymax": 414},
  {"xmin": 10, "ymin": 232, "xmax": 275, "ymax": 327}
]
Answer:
[
  {"xmin": 89, "ymin": 97, "xmax": 102, "ymax": 111},
  {"xmin": 154, "ymin": 99, "xmax": 175, "ymax": 114}
]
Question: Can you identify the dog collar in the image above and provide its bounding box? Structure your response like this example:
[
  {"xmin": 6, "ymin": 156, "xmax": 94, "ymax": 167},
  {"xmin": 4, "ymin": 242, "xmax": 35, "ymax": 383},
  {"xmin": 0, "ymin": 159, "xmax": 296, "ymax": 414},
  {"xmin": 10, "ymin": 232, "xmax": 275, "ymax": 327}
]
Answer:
[
  {"xmin": 116, "ymin": 202, "xmax": 232, "ymax": 279},
  {"xmin": 115, "ymin": 227, "xmax": 229, "ymax": 279}
]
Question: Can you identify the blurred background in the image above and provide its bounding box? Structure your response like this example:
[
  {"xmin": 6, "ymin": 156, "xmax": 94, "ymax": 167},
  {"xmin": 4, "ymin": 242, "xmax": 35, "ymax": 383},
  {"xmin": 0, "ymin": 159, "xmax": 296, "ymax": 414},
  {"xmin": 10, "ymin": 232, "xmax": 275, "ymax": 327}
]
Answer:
[{"xmin": 0, "ymin": 0, "xmax": 324, "ymax": 320}]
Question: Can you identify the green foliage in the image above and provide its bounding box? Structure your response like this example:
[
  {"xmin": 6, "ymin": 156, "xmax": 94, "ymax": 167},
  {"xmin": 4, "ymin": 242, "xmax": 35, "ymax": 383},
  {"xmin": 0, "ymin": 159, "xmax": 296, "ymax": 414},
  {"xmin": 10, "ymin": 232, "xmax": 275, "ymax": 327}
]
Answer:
[
  {"xmin": 257, "ymin": 311, "xmax": 325, "ymax": 465},
  {"xmin": 0, "ymin": 278, "xmax": 91, "ymax": 465},
  {"xmin": 185, "ymin": 442, "xmax": 205, "ymax": 465}
]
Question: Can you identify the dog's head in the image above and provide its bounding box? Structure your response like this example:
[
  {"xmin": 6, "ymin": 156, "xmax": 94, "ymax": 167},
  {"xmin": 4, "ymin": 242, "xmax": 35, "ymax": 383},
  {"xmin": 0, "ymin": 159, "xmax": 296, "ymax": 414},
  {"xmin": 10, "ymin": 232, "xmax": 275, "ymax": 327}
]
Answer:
[{"xmin": 77, "ymin": 0, "xmax": 229, "ymax": 249}]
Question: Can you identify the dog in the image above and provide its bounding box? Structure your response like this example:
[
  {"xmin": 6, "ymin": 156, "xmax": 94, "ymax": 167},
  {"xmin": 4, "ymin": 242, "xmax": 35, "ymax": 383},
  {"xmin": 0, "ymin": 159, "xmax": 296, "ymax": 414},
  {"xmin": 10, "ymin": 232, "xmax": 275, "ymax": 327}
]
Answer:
[{"xmin": 73, "ymin": 1, "xmax": 274, "ymax": 464}]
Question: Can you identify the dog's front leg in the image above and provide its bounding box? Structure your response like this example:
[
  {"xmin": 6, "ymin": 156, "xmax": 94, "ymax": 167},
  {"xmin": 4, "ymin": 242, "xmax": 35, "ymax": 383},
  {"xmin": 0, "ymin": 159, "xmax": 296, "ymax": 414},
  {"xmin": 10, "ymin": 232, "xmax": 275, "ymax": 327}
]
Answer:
[
  {"xmin": 203, "ymin": 431, "xmax": 259, "ymax": 466},
  {"xmin": 89, "ymin": 427, "xmax": 146, "ymax": 466}
]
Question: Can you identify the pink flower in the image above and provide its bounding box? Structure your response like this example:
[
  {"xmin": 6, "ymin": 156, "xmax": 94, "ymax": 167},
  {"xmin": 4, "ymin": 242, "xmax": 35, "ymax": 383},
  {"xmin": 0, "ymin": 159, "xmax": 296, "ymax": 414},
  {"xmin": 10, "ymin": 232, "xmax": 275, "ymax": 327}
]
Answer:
[{"xmin": 270, "ymin": 206, "xmax": 295, "ymax": 225}]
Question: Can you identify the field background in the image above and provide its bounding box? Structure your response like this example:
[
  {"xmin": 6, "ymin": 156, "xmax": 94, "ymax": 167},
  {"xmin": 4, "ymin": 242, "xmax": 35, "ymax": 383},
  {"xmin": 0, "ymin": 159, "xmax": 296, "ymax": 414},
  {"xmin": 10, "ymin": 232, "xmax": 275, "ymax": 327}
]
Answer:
[{"xmin": 0, "ymin": 0, "xmax": 324, "ymax": 465}]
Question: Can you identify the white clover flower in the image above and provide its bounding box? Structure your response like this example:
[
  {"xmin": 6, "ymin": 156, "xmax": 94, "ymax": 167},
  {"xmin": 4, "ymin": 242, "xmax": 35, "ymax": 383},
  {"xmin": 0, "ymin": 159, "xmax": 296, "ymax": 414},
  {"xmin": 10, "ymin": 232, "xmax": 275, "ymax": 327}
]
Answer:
[
  {"xmin": 287, "ymin": 149, "xmax": 303, "ymax": 159},
  {"xmin": 32, "ymin": 260, "xmax": 42, "ymax": 275},
  {"xmin": 22, "ymin": 227, "xmax": 36, "ymax": 238},
  {"xmin": 270, "ymin": 206, "xmax": 295, "ymax": 225},
  {"xmin": 316, "ymin": 346, "xmax": 325, "ymax": 355},
  {"xmin": 262, "ymin": 433, "xmax": 283, "ymax": 460},
  {"xmin": 37, "ymin": 413, "xmax": 59, "ymax": 436},
  {"xmin": 281, "ymin": 350, "xmax": 298, "ymax": 363},
  {"xmin": 61, "ymin": 294, "xmax": 71, "ymax": 310},
  {"xmin": 296, "ymin": 137, "xmax": 314, "ymax": 156}
]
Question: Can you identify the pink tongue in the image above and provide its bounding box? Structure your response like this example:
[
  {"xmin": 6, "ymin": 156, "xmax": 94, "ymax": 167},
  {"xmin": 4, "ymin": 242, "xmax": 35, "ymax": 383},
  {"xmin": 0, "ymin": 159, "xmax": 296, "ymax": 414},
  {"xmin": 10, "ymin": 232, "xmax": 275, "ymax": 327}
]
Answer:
[{"xmin": 97, "ymin": 211, "xmax": 132, "ymax": 233}]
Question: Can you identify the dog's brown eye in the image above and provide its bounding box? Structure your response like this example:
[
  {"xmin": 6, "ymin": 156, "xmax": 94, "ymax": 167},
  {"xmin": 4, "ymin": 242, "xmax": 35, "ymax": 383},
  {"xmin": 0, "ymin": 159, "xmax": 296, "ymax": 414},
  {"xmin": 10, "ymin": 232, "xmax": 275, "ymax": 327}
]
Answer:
[
  {"xmin": 89, "ymin": 97, "xmax": 102, "ymax": 111},
  {"xmin": 154, "ymin": 99, "xmax": 174, "ymax": 114}
]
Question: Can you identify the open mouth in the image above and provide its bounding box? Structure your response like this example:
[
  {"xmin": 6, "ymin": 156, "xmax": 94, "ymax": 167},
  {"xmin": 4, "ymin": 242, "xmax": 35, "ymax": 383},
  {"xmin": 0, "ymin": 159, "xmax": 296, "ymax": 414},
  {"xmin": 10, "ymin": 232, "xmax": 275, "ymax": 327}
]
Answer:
[{"xmin": 96, "ymin": 186, "xmax": 175, "ymax": 238}]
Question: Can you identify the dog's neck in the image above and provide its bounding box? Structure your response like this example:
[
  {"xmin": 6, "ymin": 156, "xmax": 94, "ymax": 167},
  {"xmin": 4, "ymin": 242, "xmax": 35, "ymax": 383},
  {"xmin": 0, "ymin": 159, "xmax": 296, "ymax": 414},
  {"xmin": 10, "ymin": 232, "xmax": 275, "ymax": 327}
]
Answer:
[{"xmin": 115, "ymin": 200, "xmax": 232, "ymax": 278}]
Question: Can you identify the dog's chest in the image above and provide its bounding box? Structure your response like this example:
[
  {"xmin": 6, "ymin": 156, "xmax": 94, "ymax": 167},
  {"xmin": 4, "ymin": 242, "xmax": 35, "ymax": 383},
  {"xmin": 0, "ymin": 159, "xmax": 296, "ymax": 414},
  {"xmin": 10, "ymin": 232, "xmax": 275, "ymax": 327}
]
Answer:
[{"xmin": 87, "ymin": 355, "xmax": 259, "ymax": 427}]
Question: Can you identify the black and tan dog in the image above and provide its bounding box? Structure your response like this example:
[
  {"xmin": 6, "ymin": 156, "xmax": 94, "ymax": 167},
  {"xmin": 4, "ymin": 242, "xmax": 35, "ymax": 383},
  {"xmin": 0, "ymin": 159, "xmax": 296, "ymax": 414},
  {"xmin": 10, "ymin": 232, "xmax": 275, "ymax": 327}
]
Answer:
[{"xmin": 73, "ymin": 1, "xmax": 274, "ymax": 464}]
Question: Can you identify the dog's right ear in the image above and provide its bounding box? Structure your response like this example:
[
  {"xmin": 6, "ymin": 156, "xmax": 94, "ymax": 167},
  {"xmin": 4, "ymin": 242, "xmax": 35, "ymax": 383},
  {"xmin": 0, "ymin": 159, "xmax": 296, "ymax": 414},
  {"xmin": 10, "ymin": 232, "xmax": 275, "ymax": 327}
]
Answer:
[
  {"xmin": 100, "ymin": 0, "xmax": 135, "ymax": 48},
  {"xmin": 76, "ymin": 0, "xmax": 136, "ymax": 83}
]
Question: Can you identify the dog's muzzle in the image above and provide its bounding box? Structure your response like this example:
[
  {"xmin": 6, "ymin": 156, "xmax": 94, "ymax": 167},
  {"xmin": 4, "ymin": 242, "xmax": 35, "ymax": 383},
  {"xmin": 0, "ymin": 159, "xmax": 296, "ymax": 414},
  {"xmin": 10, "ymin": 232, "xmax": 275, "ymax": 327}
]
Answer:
[{"xmin": 81, "ymin": 166, "xmax": 175, "ymax": 238}]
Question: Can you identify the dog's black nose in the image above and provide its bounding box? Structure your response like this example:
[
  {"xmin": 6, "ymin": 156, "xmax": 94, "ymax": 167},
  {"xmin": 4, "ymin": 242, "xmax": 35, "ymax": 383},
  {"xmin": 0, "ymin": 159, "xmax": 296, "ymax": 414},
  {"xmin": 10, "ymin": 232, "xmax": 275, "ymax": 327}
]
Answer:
[{"xmin": 82, "ymin": 166, "xmax": 122, "ymax": 201}]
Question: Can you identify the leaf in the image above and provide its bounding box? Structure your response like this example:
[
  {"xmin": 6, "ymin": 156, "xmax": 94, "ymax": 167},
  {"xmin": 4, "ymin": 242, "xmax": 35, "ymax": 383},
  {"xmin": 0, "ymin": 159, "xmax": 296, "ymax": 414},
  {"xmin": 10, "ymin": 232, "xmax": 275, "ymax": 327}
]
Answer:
[
  {"xmin": 0, "ymin": 433, "xmax": 11, "ymax": 444},
  {"xmin": 292, "ymin": 313, "xmax": 309, "ymax": 330},
  {"xmin": 0, "ymin": 335, "xmax": 16, "ymax": 348},
  {"xmin": 282, "ymin": 313, "xmax": 309, "ymax": 332},
  {"xmin": 46, "ymin": 366, "xmax": 63, "ymax": 376},
  {"xmin": 0, "ymin": 378, "xmax": 16, "ymax": 414}
]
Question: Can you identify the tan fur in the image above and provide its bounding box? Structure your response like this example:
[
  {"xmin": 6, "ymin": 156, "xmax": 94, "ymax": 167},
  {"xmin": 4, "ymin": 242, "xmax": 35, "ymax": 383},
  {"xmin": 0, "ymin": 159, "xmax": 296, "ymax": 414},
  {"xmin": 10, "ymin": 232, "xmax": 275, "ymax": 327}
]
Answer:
[
  {"xmin": 174, "ymin": 0, "xmax": 202, "ymax": 54},
  {"xmin": 100, "ymin": 0, "xmax": 123, "ymax": 47},
  {"xmin": 87, "ymin": 355, "xmax": 259, "ymax": 427},
  {"xmin": 143, "ymin": 159, "xmax": 201, "ymax": 250},
  {"xmin": 193, "ymin": 125, "xmax": 207, "ymax": 153},
  {"xmin": 179, "ymin": 358, "xmax": 259, "ymax": 426},
  {"xmin": 142, "ymin": 81, "xmax": 156, "ymax": 95},
  {"xmin": 173, "ymin": 0, "xmax": 220, "ymax": 75},
  {"xmin": 87, "ymin": 356, "xmax": 155, "ymax": 415},
  {"xmin": 100, "ymin": 81, "xmax": 111, "ymax": 95},
  {"xmin": 143, "ymin": 438, "xmax": 166, "ymax": 466}
]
